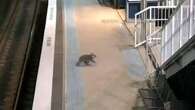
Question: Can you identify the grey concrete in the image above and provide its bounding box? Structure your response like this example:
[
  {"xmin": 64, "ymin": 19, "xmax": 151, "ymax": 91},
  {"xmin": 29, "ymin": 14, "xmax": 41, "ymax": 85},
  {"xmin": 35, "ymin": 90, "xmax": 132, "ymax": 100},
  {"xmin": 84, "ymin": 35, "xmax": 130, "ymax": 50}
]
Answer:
[
  {"xmin": 122, "ymin": 48, "xmax": 145, "ymax": 80},
  {"xmin": 64, "ymin": 0, "xmax": 84, "ymax": 110}
]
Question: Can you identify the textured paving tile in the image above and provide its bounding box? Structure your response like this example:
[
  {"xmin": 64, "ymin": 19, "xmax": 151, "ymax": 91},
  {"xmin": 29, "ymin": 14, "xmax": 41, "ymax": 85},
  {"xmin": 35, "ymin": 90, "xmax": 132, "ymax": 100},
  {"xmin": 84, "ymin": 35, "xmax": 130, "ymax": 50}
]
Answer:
[{"xmin": 64, "ymin": 0, "xmax": 84, "ymax": 110}]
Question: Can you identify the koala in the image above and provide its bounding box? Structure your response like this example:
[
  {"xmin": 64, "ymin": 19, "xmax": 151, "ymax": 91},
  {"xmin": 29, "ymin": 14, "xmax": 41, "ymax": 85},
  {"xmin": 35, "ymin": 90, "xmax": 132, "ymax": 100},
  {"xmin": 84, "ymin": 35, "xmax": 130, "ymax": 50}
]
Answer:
[{"xmin": 76, "ymin": 53, "xmax": 96, "ymax": 66}]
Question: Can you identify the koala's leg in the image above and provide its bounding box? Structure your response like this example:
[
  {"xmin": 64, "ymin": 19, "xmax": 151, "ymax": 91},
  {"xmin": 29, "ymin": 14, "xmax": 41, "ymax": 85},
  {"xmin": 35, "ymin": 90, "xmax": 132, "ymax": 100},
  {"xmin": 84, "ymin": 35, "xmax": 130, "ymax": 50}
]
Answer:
[
  {"xmin": 84, "ymin": 60, "xmax": 90, "ymax": 65},
  {"xmin": 76, "ymin": 58, "xmax": 82, "ymax": 66},
  {"xmin": 90, "ymin": 59, "xmax": 96, "ymax": 63}
]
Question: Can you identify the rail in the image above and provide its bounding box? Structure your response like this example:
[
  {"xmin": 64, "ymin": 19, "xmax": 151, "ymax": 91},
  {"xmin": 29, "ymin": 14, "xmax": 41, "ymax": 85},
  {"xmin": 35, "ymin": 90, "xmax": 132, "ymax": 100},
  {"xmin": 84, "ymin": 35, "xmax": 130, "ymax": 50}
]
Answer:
[
  {"xmin": 134, "ymin": 6, "xmax": 176, "ymax": 47},
  {"xmin": 161, "ymin": 0, "xmax": 195, "ymax": 64},
  {"xmin": 14, "ymin": 0, "xmax": 41, "ymax": 109},
  {"xmin": 0, "ymin": 0, "xmax": 42, "ymax": 109},
  {"xmin": 145, "ymin": 0, "xmax": 195, "ymax": 65}
]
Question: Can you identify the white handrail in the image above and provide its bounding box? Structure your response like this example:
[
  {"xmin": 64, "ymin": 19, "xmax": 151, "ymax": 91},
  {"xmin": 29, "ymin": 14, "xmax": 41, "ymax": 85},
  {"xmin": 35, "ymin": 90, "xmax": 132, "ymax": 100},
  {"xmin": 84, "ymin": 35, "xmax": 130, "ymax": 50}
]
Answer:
[
  {"xmin": 135, "ymin": 6, "xmax": 177, "ymax": 17},
  {"xmin": 138, "ymin": 0, "xmax": 195, "ymax": 65},
  {"xmin": 134, "ymin": 5, "xmax": 176, "ymax": 47}
]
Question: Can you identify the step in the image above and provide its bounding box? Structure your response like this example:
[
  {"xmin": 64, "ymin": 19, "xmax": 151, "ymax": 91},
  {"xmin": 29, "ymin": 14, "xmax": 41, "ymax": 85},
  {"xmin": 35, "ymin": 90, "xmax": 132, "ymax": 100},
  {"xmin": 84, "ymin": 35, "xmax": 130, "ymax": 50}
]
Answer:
[
  {"xmin": 139, "ymin": 88, "xmax": 159, "ymax": 99},
  {"xmin": 139, "ymin": 88, "xmax": 164, "ymax": 110}
]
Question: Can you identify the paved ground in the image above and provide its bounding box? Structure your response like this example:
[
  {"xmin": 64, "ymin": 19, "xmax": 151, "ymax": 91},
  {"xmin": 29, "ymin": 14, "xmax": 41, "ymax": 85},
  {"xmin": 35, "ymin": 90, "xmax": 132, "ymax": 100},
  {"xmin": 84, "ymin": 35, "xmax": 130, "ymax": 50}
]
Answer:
[
  {"xmin": 64, "ymin": 0, "xmax": 146, "ymax": 110},
  {"xmin": 117, "ymin": 9, "xmax": 158, "ymax": 74}
]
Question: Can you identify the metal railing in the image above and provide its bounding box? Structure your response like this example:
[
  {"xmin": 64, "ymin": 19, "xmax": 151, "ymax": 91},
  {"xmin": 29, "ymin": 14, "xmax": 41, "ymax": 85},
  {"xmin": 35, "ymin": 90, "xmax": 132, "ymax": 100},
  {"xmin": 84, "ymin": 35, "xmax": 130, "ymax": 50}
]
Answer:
[
  {"xmin": 161, "ymin": 0, "xmax": 195, "ymax": 64},
  {"xmin": 145, "ymin": 0, "xmax": 195, "ymax": 65},
  {"xmin": 134, "ymin": 6, "xmax": 176, "ymax": 47}
]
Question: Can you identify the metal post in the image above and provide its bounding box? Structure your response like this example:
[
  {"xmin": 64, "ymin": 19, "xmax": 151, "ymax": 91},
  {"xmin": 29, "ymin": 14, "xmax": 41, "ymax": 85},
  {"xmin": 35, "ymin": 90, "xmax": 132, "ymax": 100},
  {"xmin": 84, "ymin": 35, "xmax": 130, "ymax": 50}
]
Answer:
[
  {"xmin": 189, "ymin": 0, "xmax": 193, "ymax": 38},
  {"xmin": 172, "ymin": 16, "xmax": 175, "ymax": 55},
  {"xmin": 135, "ymin": 15, "xmax": 137, "ymax": 47},
  {"xmin": 180, "ymin": 5, "xmax": 183, "ymax": 47},
  {"xmin": 126, "ymin": 0, "xmax": 129, "ymax": 22},
  {"xmin": 164, "ymin": 26, "xmax": 168, "ymax": 62},
  {"xmin": 141, "ymin": 0, "xmax": 147, "ymax": 43},
  {"xmin": 149, "ymin": 8, "xmax": 152, "ymax": 43}
]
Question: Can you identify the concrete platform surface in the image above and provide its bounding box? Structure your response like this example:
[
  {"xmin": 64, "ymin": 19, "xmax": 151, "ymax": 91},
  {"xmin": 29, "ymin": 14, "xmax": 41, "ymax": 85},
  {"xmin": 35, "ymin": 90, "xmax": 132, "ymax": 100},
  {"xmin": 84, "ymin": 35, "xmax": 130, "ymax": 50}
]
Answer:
[{"xmin": 64, "ymin": 0, "xmax": 146, "ymax": 110}]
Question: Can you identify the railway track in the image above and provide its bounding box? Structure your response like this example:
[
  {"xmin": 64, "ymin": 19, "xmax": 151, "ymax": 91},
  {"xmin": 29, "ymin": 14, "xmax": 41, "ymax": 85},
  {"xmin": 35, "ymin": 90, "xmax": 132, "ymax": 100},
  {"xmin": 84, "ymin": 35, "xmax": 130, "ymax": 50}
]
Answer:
[
  {"xmin": 0, "ymin": 0, "xmax": 48, "ymax": 109},
  {"xmin": 16, "ymin": 2, "xmax": 48, "ymax": 109}
]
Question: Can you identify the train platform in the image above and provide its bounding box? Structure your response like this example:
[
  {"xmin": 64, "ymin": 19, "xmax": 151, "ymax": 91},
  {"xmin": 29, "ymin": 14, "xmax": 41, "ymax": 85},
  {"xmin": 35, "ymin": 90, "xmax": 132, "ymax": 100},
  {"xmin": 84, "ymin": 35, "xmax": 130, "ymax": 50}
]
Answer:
[
  {"xmin": 33, "ymin": 0, "xmax": 147, "ymax": 110},
  {"xmin": 2, "ymin": 0, "xmax": 195, "ymax": 109}
]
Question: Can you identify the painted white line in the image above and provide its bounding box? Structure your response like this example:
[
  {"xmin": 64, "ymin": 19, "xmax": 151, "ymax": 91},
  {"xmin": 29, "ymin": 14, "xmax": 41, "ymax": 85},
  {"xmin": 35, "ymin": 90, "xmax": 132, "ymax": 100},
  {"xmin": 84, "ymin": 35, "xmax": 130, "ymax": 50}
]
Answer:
[{"xmin": 32, "ymin": 0, "xmax": 56, "ymax": 109}]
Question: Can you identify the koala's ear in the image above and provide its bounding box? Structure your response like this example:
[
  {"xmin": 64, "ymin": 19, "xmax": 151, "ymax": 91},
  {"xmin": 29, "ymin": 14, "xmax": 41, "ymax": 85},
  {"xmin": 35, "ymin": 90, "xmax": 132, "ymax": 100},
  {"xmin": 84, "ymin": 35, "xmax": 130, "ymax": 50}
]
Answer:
[
  {"xmin": 90, "ymin": 52, "xmax": 96, "ymax": 56},
  {"xmin": 93, "ymin": 54, "xmax": 96, "ymax": 57}
]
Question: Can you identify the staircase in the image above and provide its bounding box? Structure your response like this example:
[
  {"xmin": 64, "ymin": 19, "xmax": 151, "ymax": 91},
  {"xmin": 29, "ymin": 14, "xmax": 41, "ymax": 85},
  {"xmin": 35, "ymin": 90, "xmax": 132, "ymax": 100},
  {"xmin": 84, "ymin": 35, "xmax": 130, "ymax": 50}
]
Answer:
[
  {"xmin": 138, "ymin": 71, "xmax": 177, "ymax": 110},
  {"xmin": 139, "ymin": 88, "xmax": 164, "ymax": 110},
  {"xmin": 135, "ymin": 0, "xmax": 195, "ymax": 109}
]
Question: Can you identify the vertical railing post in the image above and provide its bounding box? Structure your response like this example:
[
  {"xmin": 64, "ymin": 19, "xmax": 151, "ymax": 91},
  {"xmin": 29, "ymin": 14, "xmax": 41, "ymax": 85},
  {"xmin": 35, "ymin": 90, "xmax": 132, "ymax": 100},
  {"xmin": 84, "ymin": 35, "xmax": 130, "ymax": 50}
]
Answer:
[
  {"xmin": 126, "ymin": 0, "xmax": 129, "ymax": 22},
  {"xmin": 180, "ymin": 5, "xmax": 183, "ymax": 47},
  {"xmin": 149, "ymin": 8, "xmax": 152, "ymax": 43},
  {"xmin": 161, "ymin": 30, "xmax": 164, "ymax": 64},
  {"xmin": 141, "ymin": 0, "xmax": 147, "ymax": 44},
  {"xmin": 171, "ymin": 16, "xmax": 175, "ymax": 55},
  {"xmin": 164, "ymin": 26, "xmax": 168, "ymax": 62},
  {"xmin": 135, "ymin": 15, "xmax": 137, "ymax": 47},
  {"xmin": 179, "ymin": 5, "xmax": 183, "ymax": 48},
  {"xmin": 189, "ymin": 0, "xmax": 193, "ymax": 38}
]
